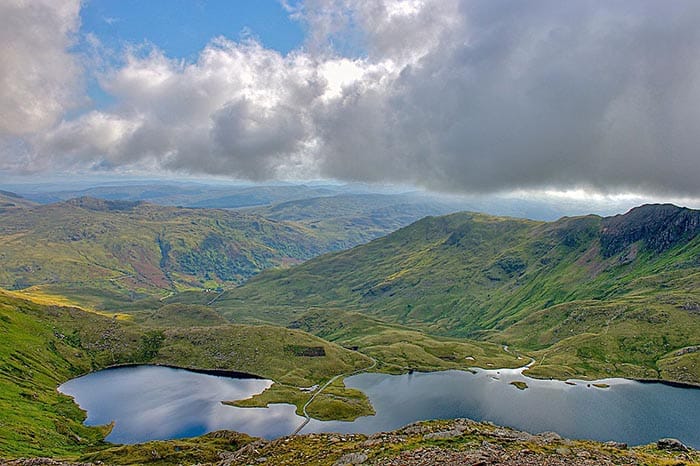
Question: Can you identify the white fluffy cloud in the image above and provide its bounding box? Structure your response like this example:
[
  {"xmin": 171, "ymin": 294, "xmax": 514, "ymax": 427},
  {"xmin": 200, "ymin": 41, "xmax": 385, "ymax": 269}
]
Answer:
[
  {"xmin": 4, "ymin": 0, "xmax": 700, "ymax": 195},
  {"xmin": 0, "ymin": 0, "xmax": 82, "ymax": 135}
]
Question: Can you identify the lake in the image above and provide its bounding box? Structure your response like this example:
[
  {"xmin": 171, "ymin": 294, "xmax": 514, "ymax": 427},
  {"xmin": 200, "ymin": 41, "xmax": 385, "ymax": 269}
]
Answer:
[
  {"xmin": 306, "ymin": 367, "xmax": 700, "ymax": 448},
  {"xmin": 58, "ymin": 365, "xmax": 303, "ymax": 443},
  {"xmin": 59, "ymin": 364, "xmax": 700, "ymax": 448}
]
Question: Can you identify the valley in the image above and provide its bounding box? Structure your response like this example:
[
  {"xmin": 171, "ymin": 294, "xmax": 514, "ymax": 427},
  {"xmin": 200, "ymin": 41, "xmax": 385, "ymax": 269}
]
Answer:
[
  {"xmin": 0, "ymin": 193, "xmax": 698, "ymax": 465},
  {"xmin": 0, "ymin": 290, "xmax": 375, "ymax": 457}
]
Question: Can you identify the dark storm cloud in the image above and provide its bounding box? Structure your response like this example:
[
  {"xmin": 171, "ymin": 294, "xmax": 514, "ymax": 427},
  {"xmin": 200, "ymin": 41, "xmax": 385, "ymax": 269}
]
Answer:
[{"xmin": 314, "ymin": 0, "xmax": 700, "ymax": 195}]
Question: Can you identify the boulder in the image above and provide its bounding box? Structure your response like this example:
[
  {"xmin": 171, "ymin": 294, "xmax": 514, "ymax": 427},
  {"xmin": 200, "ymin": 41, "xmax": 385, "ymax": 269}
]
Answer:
[
  {"xmin": 657, "ymin": 438, "xmax": 689, "ymax": 452},
  {"xmin": 334, "ymin": 452, "xmax": 368, "ymax": 465},
  {"xmin": 424, "ymin": 430, "xmax": 462, "ymax": 440}
]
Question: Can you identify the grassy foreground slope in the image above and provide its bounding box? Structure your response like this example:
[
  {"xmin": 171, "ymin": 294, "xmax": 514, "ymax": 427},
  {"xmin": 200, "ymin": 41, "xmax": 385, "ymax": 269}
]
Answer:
[
  {"xmin": 0, "ymin": 290, "xmax": 371, "ymax": 458},
  {"xmin": 216, "ymin": 204, "xmax": 700, "ymax": 383}
]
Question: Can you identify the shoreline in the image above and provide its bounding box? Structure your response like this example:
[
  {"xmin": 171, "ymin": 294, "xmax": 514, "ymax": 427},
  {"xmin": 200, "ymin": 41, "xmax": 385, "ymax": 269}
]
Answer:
[
  {"xmin": 634, "ymin": 377, "xmax": 700, "ymax": 389},
  {"xmin": 366, "ymin": 364, "xmax": 700, "ymax": 391},
  {"xmin": 78, "ymin": 362, "xmax": 266, "ymax": 380},
  {"xmin": 71, "ymin": 362, "xmax": 700, "ymax": 391}
]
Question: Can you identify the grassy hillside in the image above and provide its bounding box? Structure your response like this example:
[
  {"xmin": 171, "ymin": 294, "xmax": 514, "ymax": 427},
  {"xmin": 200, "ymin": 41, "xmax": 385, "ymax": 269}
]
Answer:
[
  {"xmin": 139, "ymin": 303, "xmax": 229, "ymax": 327},
  {"xmin": 0, "ymin": 290, "xmax": 371, "ymax": 458},
  {"xmin": 0, "ymin": 197, "xmax": 341, "ymax": 308},
  {"xmin": 215, "ymin": 204, "xmax": 700, "ymax": 384},
  {"xmin": 0, "ymin": 193, "xmax": 465, "ymax": 310},
  {"xmin": 288, "ymin": 308, "xmax": 522, "ymax": 373}
]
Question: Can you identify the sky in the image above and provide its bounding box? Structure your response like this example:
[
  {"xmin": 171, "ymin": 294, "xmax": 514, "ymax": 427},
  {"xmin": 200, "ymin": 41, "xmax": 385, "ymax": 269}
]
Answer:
[{"xmin": 1, "ymin": 0, "xmax": 699, "ymax": 201}]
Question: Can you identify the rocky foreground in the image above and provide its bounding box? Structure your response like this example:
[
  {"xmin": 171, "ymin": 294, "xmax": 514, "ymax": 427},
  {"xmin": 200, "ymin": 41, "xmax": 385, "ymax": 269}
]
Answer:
[{"xmin": 3, "ymin": 419, "xmax": 698, "ymax": 466}]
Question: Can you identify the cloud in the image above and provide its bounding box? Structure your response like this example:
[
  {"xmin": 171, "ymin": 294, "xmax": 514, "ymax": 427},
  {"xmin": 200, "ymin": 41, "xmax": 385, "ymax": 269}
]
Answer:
[
  {"xmin": 0, "ymin": 0, "xmax": 83, "ymax": 135},
  {"xmin": 311, "ymin": 0, "xmax": 700, "ymax": 195},
  {"xmin": 4, "ymin": 0, "xmax": 700, "ymax": 196}
]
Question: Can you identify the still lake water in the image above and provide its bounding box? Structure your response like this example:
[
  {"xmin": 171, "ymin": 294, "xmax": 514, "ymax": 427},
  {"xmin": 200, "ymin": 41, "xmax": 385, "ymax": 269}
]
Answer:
[
  {"xmin": 59, "ymin": 365, "xmax": 700, "ymax": 448},
  {"xmin": 58, "ymin": 365, "xmax": 302, "ymax": 443}
]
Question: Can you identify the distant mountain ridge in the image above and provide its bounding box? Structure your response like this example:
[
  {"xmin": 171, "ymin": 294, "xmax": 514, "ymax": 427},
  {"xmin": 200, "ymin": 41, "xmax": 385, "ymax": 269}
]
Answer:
[
  {"xmin": 18, "ymin": 183, "xmax": 343, "ymax": 208},
  {"xmin": 0, "ymin": 190, "xmax": 37, "ymax": 210},
  {"xmin": 9, "ymin": 180, "xmax": 665, "ymax": 221},
  {"xmin": 64, "ymin": 196, "xmax": 143, "ymax": 211},
  {"xmin": 0, "ymin": 189, "xmax": 22, "ymax": 199}
]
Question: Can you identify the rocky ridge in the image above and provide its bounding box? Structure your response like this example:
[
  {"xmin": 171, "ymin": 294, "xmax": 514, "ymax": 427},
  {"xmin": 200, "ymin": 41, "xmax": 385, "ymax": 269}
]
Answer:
[
  {"xmin": 601, "ymin": 203, "xmax": 700, "ymax": 256},
  {"xmin": 5, "ymin": 419, "xmax": 697, "ymax": 466}
]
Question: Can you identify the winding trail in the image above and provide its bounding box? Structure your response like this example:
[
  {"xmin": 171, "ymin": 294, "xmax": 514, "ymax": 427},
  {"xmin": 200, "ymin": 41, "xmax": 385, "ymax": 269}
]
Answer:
[
  {"xmin": 292, "ymin": 354, "xmax": 377, "ymax": 436},
  {"xmin": 503, "ymin": 344, "xmax": 536, "ymax": 370}
]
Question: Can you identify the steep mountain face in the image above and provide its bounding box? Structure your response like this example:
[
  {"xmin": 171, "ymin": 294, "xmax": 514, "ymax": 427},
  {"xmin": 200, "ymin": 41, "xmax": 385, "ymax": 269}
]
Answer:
[
  {"xmin": 601, "ymin": 204, "xmax": 700, "ymax": 256},
  {"xmin": 220, "ymin": 204, "xmax": 699, "ymax": 330}
]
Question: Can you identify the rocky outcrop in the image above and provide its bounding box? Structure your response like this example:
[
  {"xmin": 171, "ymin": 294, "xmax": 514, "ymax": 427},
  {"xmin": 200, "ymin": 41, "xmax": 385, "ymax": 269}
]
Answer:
[
  {"xmin": 601, "ymin": 204, "xmax": 700, "ymax": 257},
  {"xmin": 5, "ymin": 422, "xmax": 698, "ymax": 466},
  {"xmin": 224, "ymin": 419, "xmax": 698, "ymax": 466},
  {"xmin": 657, "ymin": 438, "xmax": 690, "ymax": 451},
  {"xmin": 334, "ymin": 452, "xmax": 369, "ymax": 465}
]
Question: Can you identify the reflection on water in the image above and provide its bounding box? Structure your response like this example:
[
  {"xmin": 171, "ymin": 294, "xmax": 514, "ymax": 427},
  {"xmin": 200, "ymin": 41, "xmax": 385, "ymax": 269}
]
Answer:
[
  {"xmin": 58, "ymin": 365, "xmax": 302, "ymax": 443},
  {"xmin": 304, "ymin": 368, "xmax": 700, "ymax": 448},
  {"xmin": 60, "ymin": 365, "xmax": 700, "ymax": 448}
]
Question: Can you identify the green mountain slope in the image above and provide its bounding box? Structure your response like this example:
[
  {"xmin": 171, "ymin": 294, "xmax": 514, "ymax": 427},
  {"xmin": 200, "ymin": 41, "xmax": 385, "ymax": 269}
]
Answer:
[
  {"xmin": 215, "ymin": 204, "xmax": 700, "ymax": 383},
  {"xmin": 0, "ymin": 197, "xmax": 341, "ymax": 308},
  {"xmin": 0, "ymin": 194, "xmax": 464, "ymax": 310}
]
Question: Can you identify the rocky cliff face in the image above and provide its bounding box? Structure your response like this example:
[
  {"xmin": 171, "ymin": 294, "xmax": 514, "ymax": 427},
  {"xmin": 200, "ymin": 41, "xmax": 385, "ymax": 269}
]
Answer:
[{"xmin": 600, "ymin": 204, "xmax": 700, "ymax": 257}]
